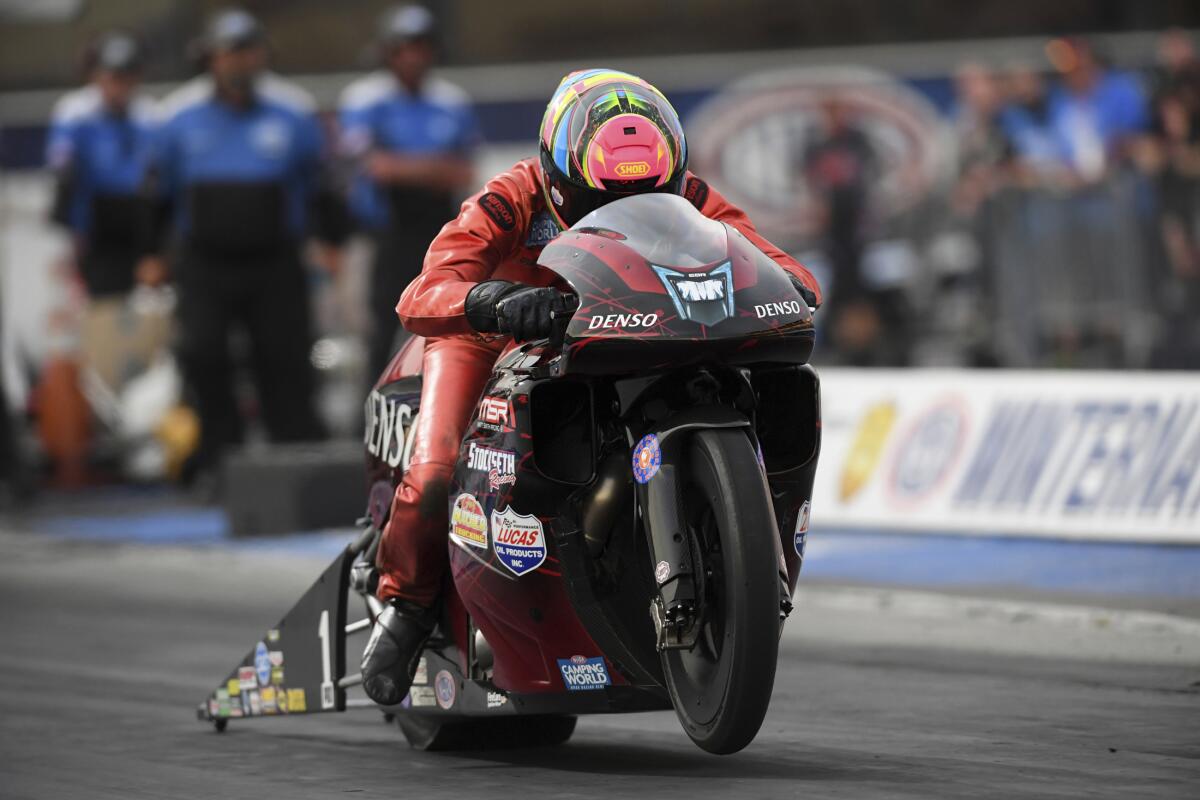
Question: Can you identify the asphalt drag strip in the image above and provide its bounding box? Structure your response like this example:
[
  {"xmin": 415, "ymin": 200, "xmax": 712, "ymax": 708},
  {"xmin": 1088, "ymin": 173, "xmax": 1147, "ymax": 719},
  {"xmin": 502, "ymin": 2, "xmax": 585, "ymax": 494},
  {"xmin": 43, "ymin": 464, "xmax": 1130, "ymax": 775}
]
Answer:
[{"xmin": 0, "ymin": 532, "xmax": 1196, "ymax": 799}]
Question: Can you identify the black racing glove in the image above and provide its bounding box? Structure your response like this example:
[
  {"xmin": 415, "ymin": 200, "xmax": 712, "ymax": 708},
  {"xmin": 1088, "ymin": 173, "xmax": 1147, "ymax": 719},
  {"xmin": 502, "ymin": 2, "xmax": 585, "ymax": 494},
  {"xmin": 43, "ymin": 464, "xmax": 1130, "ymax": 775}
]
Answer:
[
  {"xmin": 789, "ymin": 274, "xmax": 820, "ymax": 310},
  {"xmin": 465, "ymin": 280, "xmax": 567, "ymax": 343}
]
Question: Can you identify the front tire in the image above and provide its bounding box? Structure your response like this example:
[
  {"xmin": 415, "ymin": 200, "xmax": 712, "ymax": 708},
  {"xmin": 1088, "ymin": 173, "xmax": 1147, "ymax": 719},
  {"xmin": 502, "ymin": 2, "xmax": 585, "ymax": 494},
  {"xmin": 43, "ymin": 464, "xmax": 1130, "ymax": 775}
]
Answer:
[{"xmin": 661, "ymin": 428, "xmax": 782, "ymax": 754}]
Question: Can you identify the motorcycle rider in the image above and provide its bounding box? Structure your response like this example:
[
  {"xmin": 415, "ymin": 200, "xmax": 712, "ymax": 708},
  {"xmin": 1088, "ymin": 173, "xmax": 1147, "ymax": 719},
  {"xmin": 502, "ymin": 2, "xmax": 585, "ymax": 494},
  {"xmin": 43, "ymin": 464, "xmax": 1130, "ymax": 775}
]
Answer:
[{"xmin": 361, "ymin": 69, "xmax": 821, "ymax": 705}]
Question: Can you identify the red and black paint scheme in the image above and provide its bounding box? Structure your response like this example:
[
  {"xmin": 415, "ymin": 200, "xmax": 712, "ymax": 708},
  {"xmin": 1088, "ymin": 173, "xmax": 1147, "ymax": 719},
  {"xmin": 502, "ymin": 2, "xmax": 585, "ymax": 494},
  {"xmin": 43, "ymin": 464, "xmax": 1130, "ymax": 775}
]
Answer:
[{"xmin": 199, "ymin": 194, "xmax": 821, "ymax": 753}]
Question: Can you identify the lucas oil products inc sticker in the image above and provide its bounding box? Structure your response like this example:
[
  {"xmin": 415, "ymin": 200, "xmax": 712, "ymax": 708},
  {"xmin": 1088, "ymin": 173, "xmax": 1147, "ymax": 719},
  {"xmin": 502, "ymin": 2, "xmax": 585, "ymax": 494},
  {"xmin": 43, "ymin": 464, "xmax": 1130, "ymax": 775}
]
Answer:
[
  {"xmin": 632, "ymin": 434, "xmax": 662, "ymax": 483},
  {"xmin": 557, "ymin": 655, "xmax": 612, "ymax": 691},
  {"xmin": 490, "ymin": 507, "xmax": 547, "ymax": 576},
  {"xmin": 450, "ymin": 493, "xmax": 488, "ymax": 549}
]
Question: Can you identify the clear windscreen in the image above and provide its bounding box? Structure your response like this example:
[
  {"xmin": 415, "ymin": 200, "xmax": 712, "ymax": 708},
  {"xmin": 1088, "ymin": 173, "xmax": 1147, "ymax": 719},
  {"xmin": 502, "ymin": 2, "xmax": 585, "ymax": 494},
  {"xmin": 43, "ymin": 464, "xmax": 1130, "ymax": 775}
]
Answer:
[{"xmin": 571, "ymin": 193, "xmax": 729, "ymax": 268}]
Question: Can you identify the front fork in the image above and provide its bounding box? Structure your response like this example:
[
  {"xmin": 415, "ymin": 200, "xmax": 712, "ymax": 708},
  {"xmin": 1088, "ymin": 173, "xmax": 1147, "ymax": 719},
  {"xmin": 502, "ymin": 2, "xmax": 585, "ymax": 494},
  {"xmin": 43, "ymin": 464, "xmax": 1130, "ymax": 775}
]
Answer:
[
  {"xmin": 636, "ymin": 416, "xmax": 796, "ymax": 652},
  {"xmin": 639, "ymin": 452, "xmax": 700, "ymax": 651},
  {"xmin": 633, "ymin": 408, "xmax": 765, "ymax": 652}
]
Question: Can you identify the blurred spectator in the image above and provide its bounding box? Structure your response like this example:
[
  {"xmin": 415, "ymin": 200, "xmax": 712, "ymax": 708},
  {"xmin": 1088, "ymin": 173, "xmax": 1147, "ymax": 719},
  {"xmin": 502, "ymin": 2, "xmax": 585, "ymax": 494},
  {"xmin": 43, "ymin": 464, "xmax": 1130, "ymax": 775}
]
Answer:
[
  {"xmin": 337, "ymin": 4, "xmax": 478, "ymax": 381},
  {"xmin": 142, "ymin": 8, "xmax": 349, "ymax": 476},
  {"xmin": 1145, "ymin": 31, "xmax": 1200, "ymax": 367},
  {"xmin": 41, "ymin": 32, "xmax": 170, "ymax": 486},
  {"xmin": 1044, "ymin": 38, "xmax": 1149, "ymax": 182},
  {"xmin": 953, "ymin": 64, "xmax": 1009, "ymax": 170},
  {"xmin": 46, "ymin": 32, "xmax": 154, "ymax": 299},
  {"xmin": 802, "ymin": 94, "xmax": 909, "ymax": 365},
  {"xmin": 1152, "ymin": 28, "xmax": 1200, "ymax": 108},
  {"xmin": 950, "ymin": 63, "xmax": 1009, "ymax": 218},
  {"xmin": 997, "ymin": 64, "xmax": 1067, "ymax": 182}
]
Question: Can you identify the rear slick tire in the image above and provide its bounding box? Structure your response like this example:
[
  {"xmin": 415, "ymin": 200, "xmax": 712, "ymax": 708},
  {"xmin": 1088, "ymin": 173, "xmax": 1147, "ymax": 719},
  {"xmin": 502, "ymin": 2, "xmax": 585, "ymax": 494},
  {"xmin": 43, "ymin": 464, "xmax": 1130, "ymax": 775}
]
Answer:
[{"xmin": 661, "ymin": 428, "xmax": 781, "ymax": 755}]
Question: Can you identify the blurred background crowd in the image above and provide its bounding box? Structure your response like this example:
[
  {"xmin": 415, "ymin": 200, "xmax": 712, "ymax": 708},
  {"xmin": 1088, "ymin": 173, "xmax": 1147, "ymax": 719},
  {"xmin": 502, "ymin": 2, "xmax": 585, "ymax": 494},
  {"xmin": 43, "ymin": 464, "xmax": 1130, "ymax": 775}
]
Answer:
[{"xmin": 0, "ymin": 0, "xmax": 1197, "ymax": 500}]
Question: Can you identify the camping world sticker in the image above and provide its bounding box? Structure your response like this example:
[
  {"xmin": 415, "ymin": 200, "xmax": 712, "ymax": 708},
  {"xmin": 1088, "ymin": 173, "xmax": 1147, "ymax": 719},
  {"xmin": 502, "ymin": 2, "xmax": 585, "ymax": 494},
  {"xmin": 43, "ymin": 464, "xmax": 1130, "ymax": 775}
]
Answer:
[
  {"xmin": 490, "ymin": 507, "xmax": 546, "ymax": 576},
  {"xmin": 557, "ymin": 655, "xmax": 611, "ymax": 691}
]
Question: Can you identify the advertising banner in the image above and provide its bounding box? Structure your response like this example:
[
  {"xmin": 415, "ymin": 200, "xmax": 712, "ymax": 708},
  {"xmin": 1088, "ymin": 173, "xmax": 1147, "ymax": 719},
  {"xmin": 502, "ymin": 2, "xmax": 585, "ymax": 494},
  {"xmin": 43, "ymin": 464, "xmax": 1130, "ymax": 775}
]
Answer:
[{"xmin": 812, "ymin": 369, "xmax": 1200, "ymax": 543}]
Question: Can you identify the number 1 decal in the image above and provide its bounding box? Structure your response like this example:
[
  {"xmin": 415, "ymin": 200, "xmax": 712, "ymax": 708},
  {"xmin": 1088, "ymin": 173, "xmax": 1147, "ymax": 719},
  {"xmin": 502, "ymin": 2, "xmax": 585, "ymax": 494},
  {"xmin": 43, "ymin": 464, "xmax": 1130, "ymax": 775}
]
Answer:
[{"xmin": 318, "ymin": 609, "xmax": 335, "ymax": 710}]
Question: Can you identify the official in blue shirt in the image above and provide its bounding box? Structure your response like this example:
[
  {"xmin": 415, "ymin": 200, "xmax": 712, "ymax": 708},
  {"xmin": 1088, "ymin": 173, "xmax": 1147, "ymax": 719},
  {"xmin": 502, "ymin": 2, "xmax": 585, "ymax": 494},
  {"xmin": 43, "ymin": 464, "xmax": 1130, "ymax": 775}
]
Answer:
[
  {"xmin": 46, "ymin": 32, "xmax": 155, "ymax": 298},
  {"xmin": 1045, "ymin": 39, "xmax": 1150, "ymax": 180},
  {"xmin": 338, "ymin": 4, "xmax": 479, "ymax": 379},
  {"xmin": 143, "ymin": 9, "xmax": 348, "ymax": 473}
]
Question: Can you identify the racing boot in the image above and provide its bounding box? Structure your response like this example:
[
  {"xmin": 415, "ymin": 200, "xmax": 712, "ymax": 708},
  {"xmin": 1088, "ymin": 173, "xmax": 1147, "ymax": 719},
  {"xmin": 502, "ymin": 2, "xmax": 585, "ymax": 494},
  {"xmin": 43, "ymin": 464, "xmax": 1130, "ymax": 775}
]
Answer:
[{"xmin": 361, "ymin": 599, "xmax": 436, "ymax": 706}]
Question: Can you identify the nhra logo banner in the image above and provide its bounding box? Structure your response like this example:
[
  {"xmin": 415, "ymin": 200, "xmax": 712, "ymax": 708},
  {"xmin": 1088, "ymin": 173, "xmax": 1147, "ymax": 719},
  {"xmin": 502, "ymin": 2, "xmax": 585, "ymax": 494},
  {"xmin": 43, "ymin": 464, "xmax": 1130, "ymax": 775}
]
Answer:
[
  {"xmin": 686, "ymin": 66, "xmax": 950, "ymax": 245},
  {"xmin": 811, "ymin": 369, "xmax": 1200, "ymax": 543}
]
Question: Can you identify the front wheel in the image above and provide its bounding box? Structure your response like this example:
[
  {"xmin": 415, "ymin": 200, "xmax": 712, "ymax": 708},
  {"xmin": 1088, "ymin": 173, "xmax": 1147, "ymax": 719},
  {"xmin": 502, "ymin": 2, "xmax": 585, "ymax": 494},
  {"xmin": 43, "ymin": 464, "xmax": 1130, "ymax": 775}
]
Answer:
[{"xmin": 661, "ymin": 428, "xmax": 782, "ymax": 754}]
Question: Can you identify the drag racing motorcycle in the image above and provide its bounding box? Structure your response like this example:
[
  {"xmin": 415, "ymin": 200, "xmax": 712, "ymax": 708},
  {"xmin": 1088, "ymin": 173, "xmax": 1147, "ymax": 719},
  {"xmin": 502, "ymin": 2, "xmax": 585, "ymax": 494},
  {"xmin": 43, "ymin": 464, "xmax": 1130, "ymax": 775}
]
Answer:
[{"xmin": 199, "ymin": 193, "xmax": 821, "ymax": 755}]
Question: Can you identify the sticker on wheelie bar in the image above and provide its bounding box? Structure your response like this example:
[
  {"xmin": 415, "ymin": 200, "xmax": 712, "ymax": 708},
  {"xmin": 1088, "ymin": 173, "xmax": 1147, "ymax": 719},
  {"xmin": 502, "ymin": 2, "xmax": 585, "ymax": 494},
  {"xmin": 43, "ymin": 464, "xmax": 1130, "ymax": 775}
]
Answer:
[{"xmin": 632, "ymin": 434, "xmax": 662, "ymax": 483}]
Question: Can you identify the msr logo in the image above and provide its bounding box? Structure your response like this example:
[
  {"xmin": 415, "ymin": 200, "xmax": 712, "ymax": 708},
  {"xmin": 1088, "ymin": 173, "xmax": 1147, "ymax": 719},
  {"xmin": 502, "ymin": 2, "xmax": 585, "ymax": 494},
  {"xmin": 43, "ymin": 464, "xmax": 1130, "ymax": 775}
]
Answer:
[
  {"xmin": 478, "ymin": 396, "xmax": 513, "ymax": 431},
  {"xmin": 615, "ymin": 161, "xmax": 651, "ymax": 177}
]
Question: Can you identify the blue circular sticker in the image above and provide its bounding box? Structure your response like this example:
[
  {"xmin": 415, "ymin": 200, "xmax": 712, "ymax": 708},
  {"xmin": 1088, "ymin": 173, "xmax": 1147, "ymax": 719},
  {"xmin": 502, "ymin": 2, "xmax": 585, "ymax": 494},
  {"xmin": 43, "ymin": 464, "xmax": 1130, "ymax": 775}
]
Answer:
[
  {"xmin": 632, "ymin": 434, "xmax": 662, "ymax": 484},
  {"xmin": 435, "ymin": 670, "xmax": 456, "ymax": 710},
  {"xmin": 254, "ymin": 641, "xmax": 271, "ymax": 687}
]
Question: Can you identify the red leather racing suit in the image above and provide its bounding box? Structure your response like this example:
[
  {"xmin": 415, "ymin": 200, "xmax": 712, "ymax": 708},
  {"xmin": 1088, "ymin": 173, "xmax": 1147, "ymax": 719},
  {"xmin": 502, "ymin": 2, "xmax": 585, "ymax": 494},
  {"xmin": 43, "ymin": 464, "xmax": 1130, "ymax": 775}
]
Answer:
[{"xmin": 376, "ymin": 157, "xmax": 821, "ymax": 604}]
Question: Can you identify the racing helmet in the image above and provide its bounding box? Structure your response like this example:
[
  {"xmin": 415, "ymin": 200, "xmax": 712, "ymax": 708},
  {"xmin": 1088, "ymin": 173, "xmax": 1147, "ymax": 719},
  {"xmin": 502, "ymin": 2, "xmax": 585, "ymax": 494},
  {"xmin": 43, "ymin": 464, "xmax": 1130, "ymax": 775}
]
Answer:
[{"xmin": 539, "ymin": 69, "xmax": 688, "ymax": 229}]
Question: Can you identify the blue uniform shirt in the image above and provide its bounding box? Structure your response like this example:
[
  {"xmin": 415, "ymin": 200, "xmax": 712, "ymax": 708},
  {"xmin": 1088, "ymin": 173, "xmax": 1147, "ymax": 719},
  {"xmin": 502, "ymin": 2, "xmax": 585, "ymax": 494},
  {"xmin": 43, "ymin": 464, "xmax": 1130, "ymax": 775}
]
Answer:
[
  {"xmin": 151, "ymin": 73, "xmax": 327, "ymax": 243},
  {"xmin": 1047, "ymin": 71, "xmax": 1149, "ymax": 176},
  {"xmin": 45, "ymin": 85, "xmax": 155, "ymax": 235},
  {"xmin": 337, "ymin": 72, "xmax": 479, "ymax": 230}
]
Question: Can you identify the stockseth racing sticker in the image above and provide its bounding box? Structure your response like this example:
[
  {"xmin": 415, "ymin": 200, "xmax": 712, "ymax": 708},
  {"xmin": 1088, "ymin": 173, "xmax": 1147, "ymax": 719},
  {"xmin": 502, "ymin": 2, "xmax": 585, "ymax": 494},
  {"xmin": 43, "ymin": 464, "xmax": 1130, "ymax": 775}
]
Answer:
[
  {"xmin": 557, "ymin": 655, "xmax": 612, "ymax": 691},
  {"xmin": 490, "ymin": 507, "xmax": 547, "ymax": 576},
  {"xmin": 467, "ymin": 442, "xmax": 517, "ymax": 491}
]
